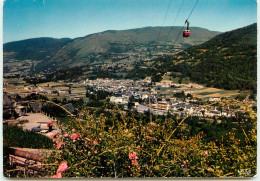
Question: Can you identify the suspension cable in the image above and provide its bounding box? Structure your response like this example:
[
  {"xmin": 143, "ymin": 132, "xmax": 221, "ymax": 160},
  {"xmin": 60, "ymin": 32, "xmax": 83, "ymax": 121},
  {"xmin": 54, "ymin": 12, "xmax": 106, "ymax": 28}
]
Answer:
[
  {"xmin": 173, "ymin": 23, "xmax": 186, "ymax": 45},
  {"xmin": 156, "ymin": 0, "xmax": 174, "ymax": 42},
  {"xmin": 166, "ymin": 0, "xmax": 185, "ymax": 39},
  {"xmin": 187, "ymin": 0, "xmax": 199, "ymax": 20},
  {"xmin": 172, "ymin": 0, "xmax": 199, "ymax": 46}
]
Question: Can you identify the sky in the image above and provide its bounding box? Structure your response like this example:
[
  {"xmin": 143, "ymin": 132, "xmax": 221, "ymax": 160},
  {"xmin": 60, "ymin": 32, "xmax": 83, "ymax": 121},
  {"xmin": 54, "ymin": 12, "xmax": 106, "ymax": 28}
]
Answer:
[{"xmin": 2, "ymin": 0, "xmax": 258, "ymax": 43}]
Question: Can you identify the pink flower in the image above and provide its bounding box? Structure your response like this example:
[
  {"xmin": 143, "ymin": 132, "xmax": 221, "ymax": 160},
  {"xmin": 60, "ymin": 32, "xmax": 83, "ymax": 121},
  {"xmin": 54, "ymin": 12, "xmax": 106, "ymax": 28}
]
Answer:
[
  {"xmin": 88, "ymin": 151, "xmax": 91, "ymax": 155},
  {"xmin": 145, "ymin": 136, "xmax": 152, "ymax": 141},
  {"xmin": 52, "ymin": 172, "xmax": 62, "ymax": 178},
  {"xmin": 99, "ymin": 138, "xmax": 102, "ymax": 141},
  {"xmin": 57, "ymin": 142, "xmax": 62, "ymax": 149},
  {"xmin": 72, "ymin": 129, "xmax": 76, "ymax": 132},
  {"xmin": 129, "ymin": 152, "xmax": 138, "ymax": 160},
  {"xmin": 73, "ymin": 140, "xmax": 77, "ymax": 142},
  {"xmin": 93, "ymin": 140, "xmax": 98, "ymax": 145},
  {"xmin": 145, "ymin": 136, "xmax": 156, "ymax": 142},
  {"xmin": 63, "ymin": 133, "xmax": 69, "ymax": 138},
  {"xmin": 71, "ymin": 134, "xmax": 77, "ymax": 140},
  {"xmin": 53, "ymin": 139, "xmax": 56, "ymax": 142},
  {"xmin": 94, "ymin": 150, "xmax": 98, "ymax": 154},
  {"xmin": 145, "ymin": 136, "xmax": 152, "ymax": 139},
  {"xmin": 57, "ymin": 161, "xmax": 68, "ymax": 173},
  {"xmin": 85, "ymin": 137, "xmax": 91, "ymax": 141},
  {"xmin": 149, "ymin": 122, "xmax": 156, "ymax": 126},
  {"xmin": 51, "ymin": 133, "xmax": 58, "ymax": 139},
  {"xmin": 132, "ymin": 159, "xmax": 138, "ymax": 166},
  {"xmin": 205, "ymin": 151, "xmax": 208, "ymax": 155}
]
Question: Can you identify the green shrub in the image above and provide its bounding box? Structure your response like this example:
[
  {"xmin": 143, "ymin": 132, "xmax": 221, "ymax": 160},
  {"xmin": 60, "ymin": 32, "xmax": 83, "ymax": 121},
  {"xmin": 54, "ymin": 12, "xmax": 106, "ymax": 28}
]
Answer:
[
  {"xmin": 46, "ymin": 110, "xmax": 256, "ymax": 178},
  {"xmin": 3, "ymin": 125, "xmax": 53, "ymax": 149}
]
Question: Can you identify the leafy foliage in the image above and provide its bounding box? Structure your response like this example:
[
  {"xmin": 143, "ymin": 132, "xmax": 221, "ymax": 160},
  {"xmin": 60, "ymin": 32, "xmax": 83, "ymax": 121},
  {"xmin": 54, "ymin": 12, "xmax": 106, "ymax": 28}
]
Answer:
[
  {"xmin": 45, "ymin": 66, "xmax": 122, "ymax": 82},
  {"xmin": 126, "ymin": 66, "xmax": 159, "ymax": 80},
  {"xmin": 45, "ymin": 108, "xmax": 256, "ymax": 178},
  {"xmin": 42, "ymin": 103, "xmax": 68, "ymax": 118},
  {"xmin": 3, "ymin": 125, "xmax": 53, "ymax": 149},
  {"xmin": 46, "ymin": 66, "xmax": 90, "ymax": 82},
  {"xmin": 25, "ymin": 93, "xmax": 49, "ymax": 101}
]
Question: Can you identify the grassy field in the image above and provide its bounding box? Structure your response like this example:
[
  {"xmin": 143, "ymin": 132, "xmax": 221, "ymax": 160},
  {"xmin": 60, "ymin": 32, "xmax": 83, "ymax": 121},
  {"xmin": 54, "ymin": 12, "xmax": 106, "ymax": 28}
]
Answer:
[
  {"xmin": 163, "ymin": 76, "xmax": 190, "ymax": 84},
  {"xmin": 192, "ymin": 88, "xmax": 240, "ymax": 99},
  {"xmin": 158, "ymin": 85, "xmax": 240, "ymax": 99},
  {"xmin": 159, "ymin": 74, "xmax": 241, "ymax": 99}
]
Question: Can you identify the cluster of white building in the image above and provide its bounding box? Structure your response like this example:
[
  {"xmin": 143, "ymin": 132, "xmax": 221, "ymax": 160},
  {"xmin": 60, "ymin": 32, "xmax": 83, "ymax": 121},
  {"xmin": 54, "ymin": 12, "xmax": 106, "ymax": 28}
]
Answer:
[{"xmin": 84, "ymin": 78, "xmax": 240, "ymax": 118}]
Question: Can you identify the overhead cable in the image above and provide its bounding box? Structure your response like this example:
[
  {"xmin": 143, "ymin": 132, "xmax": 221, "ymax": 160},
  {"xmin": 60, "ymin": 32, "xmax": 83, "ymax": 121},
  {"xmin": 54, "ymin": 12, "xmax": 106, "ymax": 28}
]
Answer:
[
  {"xmin": 166, "ymin": 0, "xmax": 185, "ymax": 40},
  {"xmin": 156, "ymin": 0, "xmax": 174, "ymax": 42},
  {"xmin": 172, "ymin": 0, "xmax": 199, "ymax": 45}
]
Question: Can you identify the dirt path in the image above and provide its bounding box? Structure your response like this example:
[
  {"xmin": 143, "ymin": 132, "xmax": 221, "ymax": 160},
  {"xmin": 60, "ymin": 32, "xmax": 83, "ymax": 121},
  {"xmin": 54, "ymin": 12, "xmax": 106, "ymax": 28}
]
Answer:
[
  {"xmin": 18, "ymin": 113, "xmax": 52, "ymax": 130},
  {"xmin": 17, "ymin": 113, "xmax": 61, "ymax": 137}
]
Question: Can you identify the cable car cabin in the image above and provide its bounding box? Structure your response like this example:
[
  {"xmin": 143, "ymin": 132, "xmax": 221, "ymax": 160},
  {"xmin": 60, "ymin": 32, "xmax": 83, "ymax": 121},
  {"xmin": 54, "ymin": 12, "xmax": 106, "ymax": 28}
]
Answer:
[
  {"xmin": 183, "ymin": 20, "xmax": 190, "ymax": 37},
  {"xmin": 183, "ymin": 30, "xmax": 190, "ymax": 37}
]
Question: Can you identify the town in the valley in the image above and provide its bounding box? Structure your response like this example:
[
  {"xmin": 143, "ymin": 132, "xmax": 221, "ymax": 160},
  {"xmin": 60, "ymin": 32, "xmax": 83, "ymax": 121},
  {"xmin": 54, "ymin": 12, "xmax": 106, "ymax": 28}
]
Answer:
[{"xmin": 4, "ymin": 75, "xmax": 256, "ymax": 136}]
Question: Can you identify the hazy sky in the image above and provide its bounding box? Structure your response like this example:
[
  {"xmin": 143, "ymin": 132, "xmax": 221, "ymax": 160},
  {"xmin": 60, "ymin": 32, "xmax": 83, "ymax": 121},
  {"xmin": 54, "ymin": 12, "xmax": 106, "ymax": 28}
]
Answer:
[{"xmin": 3, "ymin": 0, "xmax": 257, "ymax": 43}]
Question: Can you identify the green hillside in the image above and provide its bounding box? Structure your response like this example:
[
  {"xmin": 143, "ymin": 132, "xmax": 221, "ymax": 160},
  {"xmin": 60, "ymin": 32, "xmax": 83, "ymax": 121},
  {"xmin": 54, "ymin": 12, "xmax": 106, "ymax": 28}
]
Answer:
[
  {"xmin": 41, "ymin": 26, "xmax": 219, "ymax": 71},
  {"xmin": 150, "ymin": 23, "xmax": 257, "ymax": 91},
  {"xmin": 4, "ymin": 37, "xmax": 72, "ymax": 61},
  {"xmin": 3, "ymin": 26, "xmax": 219, "ymax": 75}
]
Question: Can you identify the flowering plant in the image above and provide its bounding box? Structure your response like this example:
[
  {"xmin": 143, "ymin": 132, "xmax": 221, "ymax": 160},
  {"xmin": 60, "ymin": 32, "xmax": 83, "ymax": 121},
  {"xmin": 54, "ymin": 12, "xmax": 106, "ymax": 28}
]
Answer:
[{"xmin": 46, "ymin": 109, "xmax": 256, "ymax": 178}]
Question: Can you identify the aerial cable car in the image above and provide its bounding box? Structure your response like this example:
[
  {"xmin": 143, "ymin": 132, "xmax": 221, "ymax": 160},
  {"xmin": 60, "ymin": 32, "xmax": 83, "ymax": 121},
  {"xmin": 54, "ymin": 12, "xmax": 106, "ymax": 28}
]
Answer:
[{"xmin": 183, "ymin": 19, "xmax": 190, "ymax": 37}]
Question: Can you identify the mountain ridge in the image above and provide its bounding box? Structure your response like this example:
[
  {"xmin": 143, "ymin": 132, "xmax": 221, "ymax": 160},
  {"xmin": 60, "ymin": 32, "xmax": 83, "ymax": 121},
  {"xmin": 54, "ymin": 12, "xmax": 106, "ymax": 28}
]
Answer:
[
  {"xmin": 3, "ymin": 26, "xmax": 220, "ymax": 75},
  {"xmin": 3, "ymin": 37, "xmax": 73, "ymax": 64},
  {"xmin": 44, "ymin": 26, "xmax": 220, "ymax": 71},
  {"xmin": 146, "ymin": 23, "xmax": 257, "ymax": 91}
]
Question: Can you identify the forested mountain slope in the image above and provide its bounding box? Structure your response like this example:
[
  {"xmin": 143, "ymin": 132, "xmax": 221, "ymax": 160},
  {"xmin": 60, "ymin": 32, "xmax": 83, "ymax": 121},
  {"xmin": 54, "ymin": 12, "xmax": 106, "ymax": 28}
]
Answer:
[
  {"xmin": 4, "ymin": 37, "xmax": 72, "ymax": 61},
  {"xmin": 3, "ymin": 26, "xmax": 219, "ymax": 75},
  {"xmin": 39, "ymin": 26, "xmax": 219, "ymax": 71},
  {"xmin": 152, "ymin": 23, "xmax": 257, "ymax": 91}
]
